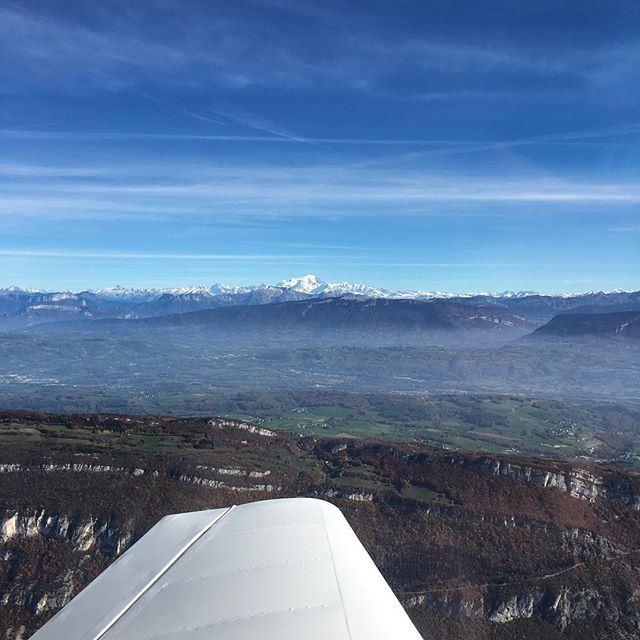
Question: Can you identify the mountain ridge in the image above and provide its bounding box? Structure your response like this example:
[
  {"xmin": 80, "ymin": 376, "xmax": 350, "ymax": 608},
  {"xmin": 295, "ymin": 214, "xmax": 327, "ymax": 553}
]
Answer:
[
  {"xmin": 1, "ymin": 275, "xmax": 639, "ymax": 330},
  {"xmin": 3, "ymin": 274, "xmax": 637, "ymax": 301},
  {"xmin": 36, "ymin": 297, "xmax": 537, "ymax": 341},
  {"xmin": 531, "ymin": 311, "xmax": 640, "ymax": 339}
]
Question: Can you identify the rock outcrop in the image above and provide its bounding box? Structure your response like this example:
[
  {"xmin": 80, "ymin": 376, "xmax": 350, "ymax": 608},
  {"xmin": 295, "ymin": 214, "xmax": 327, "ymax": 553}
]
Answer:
[{"xmin": 0, "ymin": 510, "xmax": 131, "ymax": 556}]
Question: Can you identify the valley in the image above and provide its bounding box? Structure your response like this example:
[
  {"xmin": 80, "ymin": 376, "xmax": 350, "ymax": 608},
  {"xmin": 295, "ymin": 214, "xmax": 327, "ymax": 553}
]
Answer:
[
  {"xmin": 3, "ymin": 411, "xmax": 640, "ymax": 638},
  {"xmin": 2, "ymin": 280, "xmax": 639, "ymax": 638}
]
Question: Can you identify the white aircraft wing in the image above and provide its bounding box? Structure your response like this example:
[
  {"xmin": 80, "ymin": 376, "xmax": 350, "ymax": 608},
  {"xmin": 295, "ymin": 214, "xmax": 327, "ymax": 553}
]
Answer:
[{"xmin": 31, "ymin": 497, "xmax": 423, "ymax": 639}]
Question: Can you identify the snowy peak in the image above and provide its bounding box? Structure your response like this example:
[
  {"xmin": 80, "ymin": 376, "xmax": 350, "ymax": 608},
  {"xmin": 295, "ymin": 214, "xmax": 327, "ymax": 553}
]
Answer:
[
  {"xmin": 274, "ymin": 277, "xmax": 550, "ymax": 300},
  {"xmin": 0, "ymin": 286, "xmax": 48, "ymax": 295},
  {"xmin": 276, "ymin": 274, "xmax": 323, "ymax": 294},
  {"xmin": 276, "ymin": 274, "xmax": 390, "ymax": 298},
  {"xmin": 91, "ymin": 286, "xmax": 215, "ymax": 302},
  {"xmin": 2, "ymin": 278, "xmax": 638, "ymax": 303},
  {"xmin": 209, "ymin": 283, "xmax": 251, "ymax": 296},
  {"xmin": 90, "ymin": 286, "xmax": 160, "ymax": 302}
]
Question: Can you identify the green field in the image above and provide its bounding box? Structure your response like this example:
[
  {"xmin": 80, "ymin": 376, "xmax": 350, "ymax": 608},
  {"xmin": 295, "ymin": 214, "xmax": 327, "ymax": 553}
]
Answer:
[
  {"xmin": 3, "ymin": 389, "xmax": 639, "ymax": 465},
  {"xmin": 213, "ymin": 392, "xmax": 640, "ymax": 464}
]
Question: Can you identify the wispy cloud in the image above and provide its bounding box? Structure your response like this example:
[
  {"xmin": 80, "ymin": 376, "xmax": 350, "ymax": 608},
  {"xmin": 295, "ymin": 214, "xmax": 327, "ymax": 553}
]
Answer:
[
  {"xmin": 346, "ymin": 123, "xmax": 640, "ymax": 168},
  {"xmin": 0, "ymin": 129, "xmax": 492, "ymax": 145},
  {"xmin": 610, "ymin": 225, "xmax": 640, "ymax": 233},
  {"xmin": 3, "ymin": 123, "xmax": 639, "ymax": 149},
  {"xmin": 0, "ymin": 5, "xmax": 190, "ymax": 92},
  {"xmin": 130, "ymin": 92, "xmax": 228, "ymax": 127},
  {"xmin": 208, "ymin": 106, "xmax": 312, "ymax": 143},
  {"xmin": 2, "ymin": 158, "xmax": 639, "ymax": 223},
  {"xmin": 0, "ymin": 249, "xmax": 304, "ymax": 260},
  {"xmin": 132, "ymin": 91, "xmax": 312, "ymax": 144},
  {"xmin": 0, "ymin": 163, "xmax": 108, "ymax": 177},
  {"xmin": 1, "ymin": 2, "xmax": 638, "ymax": 98},
  {"xmin": 0, "ymin": 3, "xmax": 343, "ymax": 93}
]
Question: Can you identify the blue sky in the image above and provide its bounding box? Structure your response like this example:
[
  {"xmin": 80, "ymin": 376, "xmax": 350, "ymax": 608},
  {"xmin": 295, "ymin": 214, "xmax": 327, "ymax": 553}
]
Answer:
[{"xmin": 1, "ymin": 0, "xmax": 639, "ymax": 292}]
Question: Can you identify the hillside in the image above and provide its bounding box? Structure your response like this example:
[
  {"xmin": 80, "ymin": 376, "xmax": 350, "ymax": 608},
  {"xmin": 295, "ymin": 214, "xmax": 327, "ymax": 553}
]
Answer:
[
  {"xmin": 4, "ymin": 411, "xmax": 640, "ymax": 639},
  {"xmin": 532, "ymin": 311, "xmax": 640, "ymax": 339},
  {"xmin": 118, "ymin": 297, "xmax": 537, "ymax": 337},
  {"xmin": 451, "ymin": 291, "xmax": 640, "ymax": 324}
]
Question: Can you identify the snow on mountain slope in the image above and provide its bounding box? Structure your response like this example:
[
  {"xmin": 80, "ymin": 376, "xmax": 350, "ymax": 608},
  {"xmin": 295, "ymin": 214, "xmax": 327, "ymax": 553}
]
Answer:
[
  {"xmin": 92, "ymin": 286, "xmax": 214, "ymax": 301},
  {"xmin": 4, "ymin": 277, "xmax": 637, "ymax": 303},
  {"xmin": 209, "ymin": 283, "xmax": 252, "ymax": 296},
  {"xmin": 276, "ymin": 274, "xmax": 391, "ymax": 298},
  {"xmin": 276, "ymin": 274, "xmax": 322, "ymax": 293},
  {"xmin": 1, "ymin": 276, "xmax": 638, "ymax": 330}
]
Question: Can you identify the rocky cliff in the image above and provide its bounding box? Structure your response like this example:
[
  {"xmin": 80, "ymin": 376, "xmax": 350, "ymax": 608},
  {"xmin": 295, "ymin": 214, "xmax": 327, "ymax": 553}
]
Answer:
[{"xmin": 3, "ymin": 411, "xmax": 640, "ymax": 639}]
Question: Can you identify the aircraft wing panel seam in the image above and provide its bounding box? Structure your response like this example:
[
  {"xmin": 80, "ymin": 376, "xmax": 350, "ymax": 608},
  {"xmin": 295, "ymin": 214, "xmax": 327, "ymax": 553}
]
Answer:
[
  {"xmin": 92, "ymin": 505, "xmax": 236, "ymax": 640},
  {"xmin": 320, "ymin": 502, "xmax": 354, "ymax": 640}
]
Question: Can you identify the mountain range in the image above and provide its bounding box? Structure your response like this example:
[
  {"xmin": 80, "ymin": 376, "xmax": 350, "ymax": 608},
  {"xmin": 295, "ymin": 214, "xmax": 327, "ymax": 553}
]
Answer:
[
  {"xmin": 1, "ymin": 275, "xmax": 639, "ymax": 330},
  {"xmin": 5, "ymin": 274, "xmax": 628, "ymax": 302}
]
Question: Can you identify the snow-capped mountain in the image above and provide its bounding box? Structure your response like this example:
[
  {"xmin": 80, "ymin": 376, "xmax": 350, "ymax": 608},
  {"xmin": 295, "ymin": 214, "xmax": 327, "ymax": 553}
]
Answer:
[
  {"xmin": 276, "ymin": 274, "xmax": 391, "ymax": 298},
  {"xmin": 91, "ymin": 285, "xmax": 215, "ymax": 301},
  {"xmin": 4, "ymin": 277, "xmax": 636, "ymax": 303},
  {"xmin": 82, "ymin": 274, "xmax": 394, "ymax": 301},
  {"xmin": 89, "ymin": 286, "xmax": 165, "ymax": 303},
  {"xmin": 209, "ymin": 283, "xmax": 252, "ymax": 296},
  {"xmin": 395, "ymin": 289, "xmax": 550, "ymax": 300},
  {"xmin": 1, "ymin": 276, "xmax": 638, "ymax": 329}
]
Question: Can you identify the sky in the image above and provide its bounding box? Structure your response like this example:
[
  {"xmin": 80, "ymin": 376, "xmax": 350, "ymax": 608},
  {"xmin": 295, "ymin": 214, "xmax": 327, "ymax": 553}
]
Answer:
[{"xmin": 1, "ymin": 0, "xmax": 639, "ymax": 293}]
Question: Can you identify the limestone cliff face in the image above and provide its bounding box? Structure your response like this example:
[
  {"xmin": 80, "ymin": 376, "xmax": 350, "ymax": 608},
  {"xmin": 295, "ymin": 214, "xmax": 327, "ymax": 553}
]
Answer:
[
  {"xmin": 207, "ymin": 418, "xmax": 276, "ymax": 437},
  {"xmin": 0, "ymin": 462, "xmax": 145, "ymax": 476},
  {"xmin": 407, "ymin": 585, "xmax": 640, "ymax": 632},
  {"xmin": 487, "ymin": 588, "xmax": 611, "ymax": 629},
  {"xmin": 0, "ymin": 509, "xmax": 134, "ymax": 638},
  {"xmin": 1, "ymin": 566, "xmax": 77, "ymax": 618},
  {"xmin": 469, "ymin": 458, "xmax": 605, "ymax": 501},
  {"xmin": 0, "ymin": 509, "xmax": 132, "ymax": 555},
  {"xmin": 465, "ymin": 457, "xmax": 640, "ymax": 507}
]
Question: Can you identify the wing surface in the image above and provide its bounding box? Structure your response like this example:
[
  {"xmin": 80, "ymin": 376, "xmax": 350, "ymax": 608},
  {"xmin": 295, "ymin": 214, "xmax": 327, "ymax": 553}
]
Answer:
[{"xmin": 32, "ymin": 498, "xmax": 422, "ymax": 639}]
